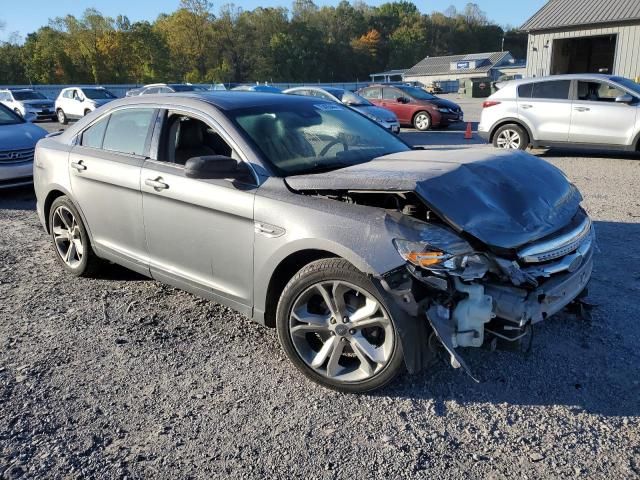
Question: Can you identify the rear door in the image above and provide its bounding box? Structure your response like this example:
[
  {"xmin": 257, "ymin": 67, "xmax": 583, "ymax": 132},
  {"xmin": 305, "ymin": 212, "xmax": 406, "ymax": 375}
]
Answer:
[
  {"xmin": 568, "ymin": 79, "xmax": 638, "ymax": 145},
  {"xmin": 68, "ymin": 107, "xmax": 157, "ymax": 275},
  {"xmin": 140, "ymin": 109, "xmax": 256, "ymax": 314},
  {"xmin": 517, "ymin": 80, "xmax": 572, "ymax": 142}
]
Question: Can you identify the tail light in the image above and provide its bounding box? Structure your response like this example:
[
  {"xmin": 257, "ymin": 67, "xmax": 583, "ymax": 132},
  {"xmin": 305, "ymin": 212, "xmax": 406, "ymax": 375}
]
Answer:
[{"xmin": 482, "ymin": 100, "xmax": 501, "ymax": 108}]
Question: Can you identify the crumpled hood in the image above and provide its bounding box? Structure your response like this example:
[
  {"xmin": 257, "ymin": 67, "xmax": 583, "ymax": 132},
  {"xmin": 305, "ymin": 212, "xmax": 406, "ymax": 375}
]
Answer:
[
  {"xmin": 0, "ymin": 122, "xmax": 48, "ymax": 150},
  {"xmin": 284, "ymin": 149, "xmax": 582, "ymax": 249}
]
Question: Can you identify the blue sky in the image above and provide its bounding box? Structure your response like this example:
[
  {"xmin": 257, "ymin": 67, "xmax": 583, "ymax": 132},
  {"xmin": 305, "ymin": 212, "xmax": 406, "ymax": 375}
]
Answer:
[{"xmin": 1, "ymin": 0, "xmax": 547, "ymax": 41}]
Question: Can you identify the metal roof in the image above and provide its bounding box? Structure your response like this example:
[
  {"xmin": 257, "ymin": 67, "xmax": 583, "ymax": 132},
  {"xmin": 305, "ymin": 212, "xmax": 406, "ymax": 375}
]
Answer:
[
  {"xmin": 521, "ymin": 0, "xmax": 640, "ymax": 31},
  {"xmin": 403, "ymin": 52, "xmax": 512, "ymax": 77}
]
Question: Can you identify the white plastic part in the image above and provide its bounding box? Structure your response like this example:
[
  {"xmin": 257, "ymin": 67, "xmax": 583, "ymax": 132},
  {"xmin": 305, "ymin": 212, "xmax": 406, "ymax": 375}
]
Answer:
[{"xmin": 452, "ymin": 278, "xmax": 495, "ymax": 348}]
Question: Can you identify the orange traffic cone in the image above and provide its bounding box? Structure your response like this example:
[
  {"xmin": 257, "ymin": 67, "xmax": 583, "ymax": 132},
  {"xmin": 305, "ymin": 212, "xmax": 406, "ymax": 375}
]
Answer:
[{"xmin": 464, "ymin": 122, "xmax": 473, "ymax": 140}]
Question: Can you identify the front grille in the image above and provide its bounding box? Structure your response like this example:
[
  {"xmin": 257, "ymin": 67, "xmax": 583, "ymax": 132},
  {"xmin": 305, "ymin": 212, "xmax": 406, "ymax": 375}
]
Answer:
[
  {"xmin": 0, "ymin": 147, "xmax": 35, "ymax": 164},
  {"xmin": 518, "ymin": 216, "xmax": 592, "ymax": 264}
]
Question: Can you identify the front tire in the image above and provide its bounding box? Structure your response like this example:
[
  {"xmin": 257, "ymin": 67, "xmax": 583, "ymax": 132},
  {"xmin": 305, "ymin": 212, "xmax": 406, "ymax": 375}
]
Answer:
[
  {"xmin": 276, "ymin": 258, "xmax": 404, "ymax": 393},
  {"xmin": 49, "ymin": 196, "xmax": 101, "ymax": 277},
  {"xmin": 57, "ymin": 109, "xmax": 68, "ymax": 125},
  {"xmin": 413, "ymin": 111, "xmax": 432, "ymax": 131},
  {"xmin": 493, "ymin": 124, "xmax": 529, "ymax": 150}
]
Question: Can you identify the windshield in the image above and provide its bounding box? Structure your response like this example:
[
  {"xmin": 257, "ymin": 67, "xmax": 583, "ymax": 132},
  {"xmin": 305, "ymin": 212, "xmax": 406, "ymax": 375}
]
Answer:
[
  {"xmin": 611, "ymin": 77, "xmax": 640, "ymax": 96},
  {"xmin": 170, "ymin": 85, "xmax": 197, "ymax": 92},
  {"xmin": 231, "ymin": 102, "xmax": 409, "ymax": 176},
  {"xmin": 12, "ymin": 91, "xmax": 47, "ymax": 101},
  {"xmin": 0, "ymin": 104, "xmax": 24, "ymax": 125},
  {"xmin": 397, "ymin": 85, "xmax": 436, "ymax": 100},
  {"xmin": 338, "ymin": 90, "xmax": 372, "ymax": 106},
  {"xmin": 83, "ymin": 88, "xmax": 117, "ymax": 100}
]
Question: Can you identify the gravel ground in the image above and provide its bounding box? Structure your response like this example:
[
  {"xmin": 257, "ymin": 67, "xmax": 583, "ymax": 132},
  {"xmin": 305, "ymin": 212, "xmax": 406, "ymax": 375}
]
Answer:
[{"xmin": 1, "ymin": 150, "xmax": 639, "ymax": 479}]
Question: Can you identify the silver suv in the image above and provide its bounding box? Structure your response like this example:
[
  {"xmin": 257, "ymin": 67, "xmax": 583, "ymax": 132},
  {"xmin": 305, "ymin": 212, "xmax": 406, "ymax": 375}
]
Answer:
[{"xmin": 479, "ymin": 74, "xmax": 640, "ymax": 151}]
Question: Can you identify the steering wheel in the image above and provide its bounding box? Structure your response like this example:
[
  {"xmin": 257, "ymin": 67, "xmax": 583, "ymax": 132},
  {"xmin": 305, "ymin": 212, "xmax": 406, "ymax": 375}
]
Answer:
[{"xmin": 319, "ymin": 137, "xmax": 349, "ymax": 157}]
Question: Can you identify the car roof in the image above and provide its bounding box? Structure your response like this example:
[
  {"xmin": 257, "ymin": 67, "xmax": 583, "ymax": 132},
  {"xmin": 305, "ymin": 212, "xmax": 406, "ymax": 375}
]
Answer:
[
  {"xmin": 95, "ymin": 91, "xmax": 331, "ymax": 112},
  {"xmin": 508, "ymin": 74, "xmax": 620, "ymax": 85}
]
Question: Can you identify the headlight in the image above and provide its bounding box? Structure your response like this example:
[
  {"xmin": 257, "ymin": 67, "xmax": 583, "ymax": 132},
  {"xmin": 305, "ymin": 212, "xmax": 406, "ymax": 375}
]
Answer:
[
  {"xmin": 438, "ymin": 108, "xmax": 451, "ymax": 113},
  {"xmin": 393, "ymin": 223, "xmax": 475, "ymax": 270}
]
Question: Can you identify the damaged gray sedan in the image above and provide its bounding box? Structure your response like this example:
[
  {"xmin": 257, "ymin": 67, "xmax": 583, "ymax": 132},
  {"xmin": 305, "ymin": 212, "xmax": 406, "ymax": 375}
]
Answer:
[{"xmin": 33, "ymin": 92, "xmax": 594, "ymax": 392}]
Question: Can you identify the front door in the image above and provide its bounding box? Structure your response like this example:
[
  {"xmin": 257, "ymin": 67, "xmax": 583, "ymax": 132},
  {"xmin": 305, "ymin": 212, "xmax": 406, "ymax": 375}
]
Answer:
[
  {"xmin": 141, "ymin": 110, "xmax": 256, "ymax": 314},
  {"xmin": 68, "ymin": 107, "xmax": 157, "ymax": 275},
  {"xmin": 381, "ymin": 87, "xmax": 412, "ymax": 124},
  {"xmin": 569, "ymin": 80, "xmax": 638, "ymax": 145}
]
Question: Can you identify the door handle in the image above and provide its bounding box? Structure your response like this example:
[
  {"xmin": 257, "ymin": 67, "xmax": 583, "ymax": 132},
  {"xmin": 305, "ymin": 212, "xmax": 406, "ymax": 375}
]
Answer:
[
  {"xmin": 574, "ymin": 106, "xmax": 590, "ymax": 112},
  {"xmin": 520, "ymin": 104, "xmax": 533, "ymax": 109},
  {"xmin": 71, "ymin": 160, "xmax": 87, "ymax": 171},
  {"xmin": 145, "ymin": 177, "xmax": 169, "ymax": 191}
]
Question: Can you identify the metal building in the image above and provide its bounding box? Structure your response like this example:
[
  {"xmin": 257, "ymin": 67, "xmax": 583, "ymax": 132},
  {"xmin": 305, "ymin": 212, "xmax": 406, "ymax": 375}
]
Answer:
[
  {"xmin": 522, "ymin": 0, "xmax": 640, "ymax": 80},
  {"xmin": 401, "ymin": 51, "xmax": 518, "ymax": 93}
]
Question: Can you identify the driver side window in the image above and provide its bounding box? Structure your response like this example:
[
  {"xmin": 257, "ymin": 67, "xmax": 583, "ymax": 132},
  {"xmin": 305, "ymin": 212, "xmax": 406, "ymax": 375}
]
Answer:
[
  {"xmin": 159, "ymin": 112, "xmax": 235, "ymax": 165},
  {"xmin": 383, "ymin": 88, "xmax": 400, "ymax": 100}
]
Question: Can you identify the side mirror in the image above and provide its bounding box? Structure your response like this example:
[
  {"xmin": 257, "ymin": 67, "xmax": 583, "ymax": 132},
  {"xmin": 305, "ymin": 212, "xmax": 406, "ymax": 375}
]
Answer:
[
  {"xmin": 615, "ymin": 93, "xmax": 634, "ymax": 104},
  {"xmin": 396, "ymin": 97, "xmax": 407, "ymax": 103},
  {"xmin": 184, "ymin": 155, "xmax": 250, "ymax": 180}
]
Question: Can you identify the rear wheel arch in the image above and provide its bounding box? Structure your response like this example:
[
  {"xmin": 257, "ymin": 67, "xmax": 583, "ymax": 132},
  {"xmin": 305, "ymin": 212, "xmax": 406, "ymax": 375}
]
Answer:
[
  {"xmin": 43, "ymin": 190, "xmax": 95, "ymax": 247},
  {"xmin": 490, "ymin": 119, "xmax": 533, "ymax": 145},
  {"xmin": 43, "ymin": 190, "xmax": 66, "ymax": 233}
]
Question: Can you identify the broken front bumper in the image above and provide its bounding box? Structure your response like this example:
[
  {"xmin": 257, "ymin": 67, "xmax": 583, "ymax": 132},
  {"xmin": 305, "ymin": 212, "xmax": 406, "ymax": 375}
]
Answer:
[{"xmin": 377, "ymin": 243, "xmax": 594, "ymax": 378}]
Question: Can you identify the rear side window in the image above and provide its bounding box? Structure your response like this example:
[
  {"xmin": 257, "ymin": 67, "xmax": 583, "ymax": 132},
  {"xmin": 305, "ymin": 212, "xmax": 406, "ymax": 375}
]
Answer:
[
  {"xmin": 519, "ymin": 80, "xmax": 571, "ymax": 100},
  {"xmin": 81, "ymin": 116, "xmax": 109, "ymax": 149},
  {"xmin": 102, "ymin": 108, "xmax": 155, "ymax": 156},
  {"xmin": 361, "ymin": 88, "xmax": 381, "ymax": 100}
]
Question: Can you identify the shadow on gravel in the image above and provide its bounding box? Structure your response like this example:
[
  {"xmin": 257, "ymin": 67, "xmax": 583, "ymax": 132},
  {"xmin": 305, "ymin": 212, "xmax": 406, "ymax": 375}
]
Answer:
[{"xmin": 377, "ymin": 220, "xmax": 640, "ymax": 418}]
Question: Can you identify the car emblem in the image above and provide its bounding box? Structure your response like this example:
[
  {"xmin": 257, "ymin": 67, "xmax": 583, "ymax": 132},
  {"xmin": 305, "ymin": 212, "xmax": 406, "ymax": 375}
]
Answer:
[{"xmin": 9, "ymin": 152, "xmax": 20, "ymax": 160}]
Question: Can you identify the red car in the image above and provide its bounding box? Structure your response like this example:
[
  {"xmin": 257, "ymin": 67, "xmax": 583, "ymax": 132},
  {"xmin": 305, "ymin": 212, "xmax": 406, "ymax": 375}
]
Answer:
[{"xmin": 359, "ymin": 84, "xmax": 463, "ymax": 131}]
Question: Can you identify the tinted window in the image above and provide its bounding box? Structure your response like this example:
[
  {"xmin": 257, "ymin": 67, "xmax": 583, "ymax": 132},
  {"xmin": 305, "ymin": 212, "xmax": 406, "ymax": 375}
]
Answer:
[
  {"xmin": 102, "ymin": 109, "xmax": 155, "ymax": 156},
  {"xmin": 529, "ymin": 80, "xmax": 570, "ymax": 100},
  {"xmin": 0, "ymin": 103, "xmax": 23, "ymax": 125},
  {"xmin": 83, "ymin": 88, "xmax": 116, "ymax": 100},
  {"xmin": 142, "ymin": 87, "xmax": 159, "ymax": 95},
  {"xmin": 81, "ymin": 116, "xmax": 109, "ymax": 149},
  {"xmin": 361, "ymin": 88, "xmax": 381, "ymax": 100},
  {"xmin": 577, "ymin": 81, "xmax": 624, "ymax": 102},
  {"xmin": 383, "ymin": 88, "xmax": 400, "ymax": 100},
  {"xmin": 517, "ymin": 83, "xmax": 534, "ymax": 98},
  {"xmin": 396, "ymin": 85, "xmax": 436, "ymax": 100},
  {"xmin": 13, "ymin": 91, "xmax": 47, "ymax": 100}
]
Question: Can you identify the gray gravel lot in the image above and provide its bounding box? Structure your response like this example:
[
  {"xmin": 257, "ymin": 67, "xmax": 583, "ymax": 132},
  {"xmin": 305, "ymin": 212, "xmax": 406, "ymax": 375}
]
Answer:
[{"xmin": 1, "ymin": 147, "xmax": 640, "ymax": 479}]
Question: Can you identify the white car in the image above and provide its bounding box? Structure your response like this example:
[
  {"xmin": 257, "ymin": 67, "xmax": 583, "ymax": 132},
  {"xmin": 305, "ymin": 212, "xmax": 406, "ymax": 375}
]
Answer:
[
  {"xmin": 479, "ymin": 74, "xmax": 640, "ymax": 151},
  {"xmin": 55, "ymin": 87, "xmax": 117, "ymax": 125},
  {"xmin": 0, "ymin": 89, "xmax": 56, "ymax": 122}
]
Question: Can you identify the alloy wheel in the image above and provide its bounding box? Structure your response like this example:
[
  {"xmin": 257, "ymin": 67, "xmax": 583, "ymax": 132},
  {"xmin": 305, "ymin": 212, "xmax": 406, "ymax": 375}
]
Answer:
[
  {"xmin": 496, "ymin": 129, "xmax": 521, "ymax": 149},
  {"xmin": 52, "ymin": 206, "xmax": 84, "ymax": 268},
  {"xmin": 288, "ymin": 280, "xmax": 395, "ymax": 382},
  {"xmin": 57, "ymin": 110, "xmax": 66, "ymax": 123},
  {"xmin": 414, "ymin": 113, "xmax": 431, "ymax": 130}
]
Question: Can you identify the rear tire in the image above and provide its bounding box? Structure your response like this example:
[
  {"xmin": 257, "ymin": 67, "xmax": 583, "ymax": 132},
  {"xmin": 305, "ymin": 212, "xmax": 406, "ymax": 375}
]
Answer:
[
  {"xmin": 57, "ymin": 109, "xmax": 68, "ymax": 125},
  {"xmin": 49, "ymin": 196, "xmax": 101, "ymax": 277},
  {"xmin": 276, "ymin": 258, "xmax": 404, "ymax": 393},
  {"xmin": 493, "ymin": 124, "xmax": 529, "ymax": 150}
]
